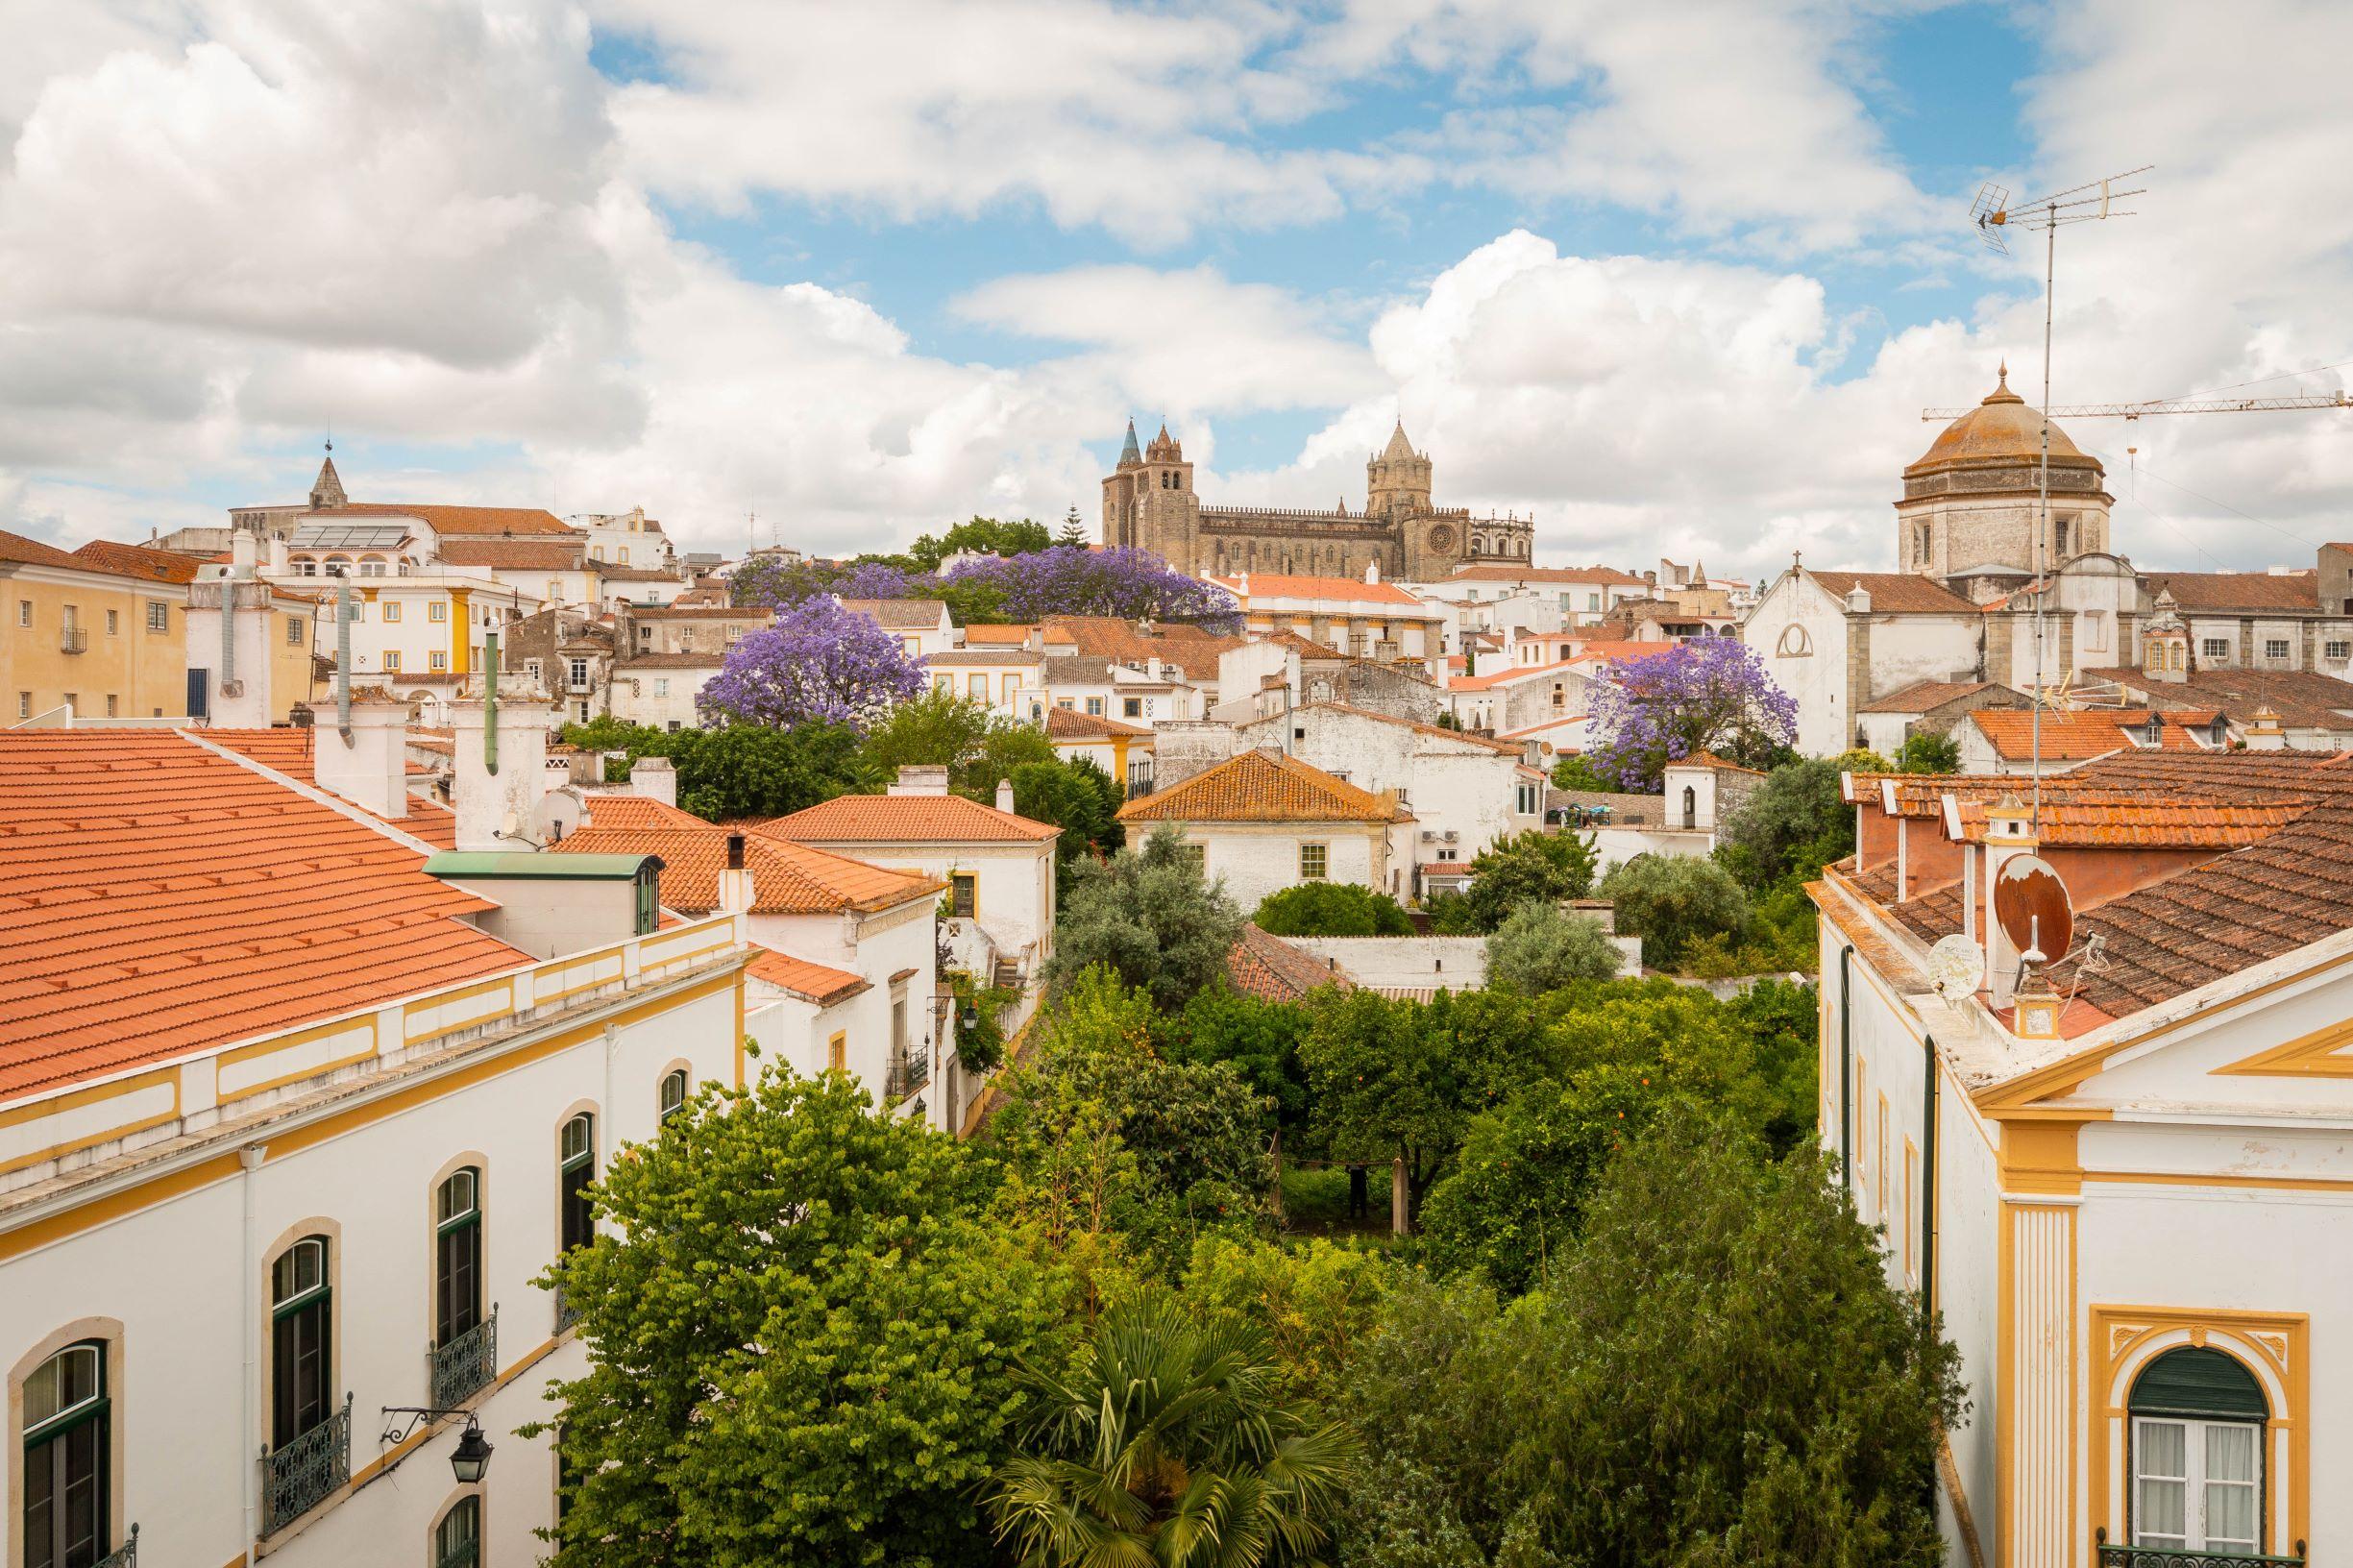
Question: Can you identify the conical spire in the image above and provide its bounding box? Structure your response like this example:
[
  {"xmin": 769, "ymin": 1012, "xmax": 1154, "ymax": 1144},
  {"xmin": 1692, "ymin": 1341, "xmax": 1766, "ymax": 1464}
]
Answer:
[
  {"xmin": 1117, "ymin": 418, "xmax": 1141, "ymax": 467},
  {"xmin": 309, "ymin": 440, "xmax": 347, "ymax": 509},
  {"xmin": 1381, "ymin": 419, "xmax": 1416, "ymax": 462}
]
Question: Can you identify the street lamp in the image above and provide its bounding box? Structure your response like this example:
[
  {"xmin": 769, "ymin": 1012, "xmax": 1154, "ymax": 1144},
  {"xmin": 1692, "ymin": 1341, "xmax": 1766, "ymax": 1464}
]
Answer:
[{"xmin": 380, "ymin": 1408, "xmax": 496, "ymax": 1484}]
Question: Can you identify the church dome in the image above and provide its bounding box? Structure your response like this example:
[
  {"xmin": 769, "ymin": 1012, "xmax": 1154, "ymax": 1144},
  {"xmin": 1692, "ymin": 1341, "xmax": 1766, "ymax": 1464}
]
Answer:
[{"xmin": 1906, "ymin": 365, "xmax": 2101, "ymax": 479}]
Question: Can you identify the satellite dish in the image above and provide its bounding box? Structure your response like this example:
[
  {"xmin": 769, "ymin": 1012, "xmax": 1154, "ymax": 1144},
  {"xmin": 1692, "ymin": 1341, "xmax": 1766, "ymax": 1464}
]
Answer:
[
  {"xmin": 499, "ymin": 809, "xmax": 524, "ymax": 841},
  {"xmin": 1926, "ymin": 934, "xmax": 1985, "ymax": 1002},
  {"xmin": 1994, "ymin": 853, "xmax": 2072, "ymax": 965}
]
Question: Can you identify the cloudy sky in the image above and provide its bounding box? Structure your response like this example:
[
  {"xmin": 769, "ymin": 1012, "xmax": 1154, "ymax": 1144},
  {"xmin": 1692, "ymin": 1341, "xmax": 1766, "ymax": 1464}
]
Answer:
[{"xmin": 3, "ymin": 1, "xmax": 2349, "ymax": 579}]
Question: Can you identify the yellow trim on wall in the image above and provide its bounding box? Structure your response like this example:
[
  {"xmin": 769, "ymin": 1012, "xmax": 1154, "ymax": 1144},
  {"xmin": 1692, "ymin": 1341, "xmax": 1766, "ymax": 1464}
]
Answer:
[
  {"xmin": 2209, "ymin": 1012, "xmax": 2353, "ymax": 1078},
  {"xmin": 450, "ymin": 588, "xmax": 472, "ymax": 675},
  {"xmin": 2086, "ymin": 1306, "xmax": 2308, "ymax": 1560},
  {"xmin": 0, "ymin": 1066, "xmax": 182, "ymax": 1176}
]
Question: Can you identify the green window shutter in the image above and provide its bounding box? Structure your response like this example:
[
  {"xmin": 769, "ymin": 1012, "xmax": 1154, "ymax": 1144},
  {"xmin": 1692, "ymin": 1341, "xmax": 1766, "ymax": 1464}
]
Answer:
[{"xmin": 2127, "ymin": 1346, "xmax": 2268, "ymax": 1420}]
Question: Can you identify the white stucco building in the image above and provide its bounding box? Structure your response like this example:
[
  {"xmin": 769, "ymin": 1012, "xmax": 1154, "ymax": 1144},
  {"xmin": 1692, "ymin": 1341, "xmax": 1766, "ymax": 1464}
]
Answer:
[{"xmin": 1117, "ymin": 747, "xmax": 1415, "ymax": 911}]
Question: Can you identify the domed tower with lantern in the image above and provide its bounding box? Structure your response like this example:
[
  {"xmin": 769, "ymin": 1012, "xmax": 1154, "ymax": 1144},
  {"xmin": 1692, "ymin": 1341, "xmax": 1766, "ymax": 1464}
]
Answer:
[{"xmin": 1896, "ymin": 365, "xmax": 2114, "ymax": 603}]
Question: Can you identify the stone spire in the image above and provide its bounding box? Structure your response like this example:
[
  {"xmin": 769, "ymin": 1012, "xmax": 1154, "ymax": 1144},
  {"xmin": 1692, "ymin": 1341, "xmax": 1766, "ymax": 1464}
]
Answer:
[
  {"xmin": 1382, "ymin": 419, "xmax": 1416, "ymax": 462},
  {"xmin": 1117, "ymin": 419, "xmax": 1141, "ymax": 468},
  {"xmin": 308, "ymin": 441, "xmax": 347, "ymax": 509}
]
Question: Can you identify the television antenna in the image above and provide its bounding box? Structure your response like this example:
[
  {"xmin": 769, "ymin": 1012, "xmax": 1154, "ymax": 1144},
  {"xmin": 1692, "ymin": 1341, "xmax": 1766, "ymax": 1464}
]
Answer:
[{"xmin": 1967, "ymin": 165, "xmax": 2150, "ymax": 830}]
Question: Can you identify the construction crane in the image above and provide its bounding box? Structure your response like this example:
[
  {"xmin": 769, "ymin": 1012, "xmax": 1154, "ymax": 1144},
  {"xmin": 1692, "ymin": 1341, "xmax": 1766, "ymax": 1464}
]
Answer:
[{"xmin": 1924, "ymin": 389, "xmax": 2350, "ymax": 421}]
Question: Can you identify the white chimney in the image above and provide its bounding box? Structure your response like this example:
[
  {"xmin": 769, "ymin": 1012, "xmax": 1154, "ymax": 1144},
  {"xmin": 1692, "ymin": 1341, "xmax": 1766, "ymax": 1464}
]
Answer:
[
  {"xmin": 450, "ymin": 672, "xmax": 557, "ymax": 852},
  {"xmin": 1364, "ymin": 558, "xmax": 1381, "ymax": 584},
  {"xmin": 265, "ymin": 533, "xmax": 290, "ymax": 576},
  {"xmin": 995, "ymin": 777, "xmax": 1016, "ymax": 813},
  {"xmin": 1845, "ymin": 584, "xmax": 1873, "ymax": 615},
  {"xmin": 715, "ymin": 832, "xmax": 756, "ymax": 915},
  {"xmin": 630, "ymin": 754, "xmax": 677, "ymax": 805},
  {"xmin": 306, "ymin": 694, "xmax": 410, "ymax": 819},
  {"xmin": 1980, "ymin": 796, "xmax": 2038, "ymax": 1010},
  {"xmin": 888, "ymin": 765, "xmax": 951, "ymax": 796},
  {"xmin": 231, "ymin": 526, "xmax": 258, "ymax": 577}
]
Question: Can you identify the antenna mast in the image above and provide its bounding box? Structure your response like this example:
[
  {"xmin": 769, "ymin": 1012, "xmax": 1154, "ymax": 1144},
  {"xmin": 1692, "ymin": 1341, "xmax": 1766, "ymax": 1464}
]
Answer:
[{"xmin": 1969, "ymin": 165, "xmax": 2150, "ymax": 829}]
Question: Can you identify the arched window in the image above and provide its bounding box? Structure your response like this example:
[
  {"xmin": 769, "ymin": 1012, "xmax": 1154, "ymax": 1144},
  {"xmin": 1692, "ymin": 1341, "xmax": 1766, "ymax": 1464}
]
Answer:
[
  {"xmin": 435, "ymin": 1168, "xmax": 484, "ymax": 1347},
  {"xmin": 658, "ymin": 1068, "xmax": 689, "ymax": 1121},
  {"xmin": 1681, "ymin": 786, "xmax": 1697, "ymax": 830},
  {"xmin": 560, "ymin": 1115, "xmax": 596, "ymax": 1257},
  {"xmin": 432, "ymin": 1494, "xmax": 480, "ymax": 1568},
  {"xmin": 357, "ymin": 556, "xmax": 388, "ymax": 577},
  {"xmin": 272, "ymin": 1237, "xmax": 331, "ymax": 1446},
  {"xmin": 23, "ymin": 1341, "xmax": 110, "ymax": 1567},
  {"xmin": 2128, "ymin": 1346, "xmax": 2267, "ymax": 1556}
]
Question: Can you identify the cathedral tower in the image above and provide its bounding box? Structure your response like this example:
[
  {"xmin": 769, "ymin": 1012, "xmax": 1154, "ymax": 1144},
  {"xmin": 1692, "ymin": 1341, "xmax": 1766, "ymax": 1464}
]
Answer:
[
  {"xmin": 1366, "ymin": 421, "xmax": 1433, "ymax": 520},
  {"xmin": 1897, "ymin": 366, "xmax": 2113, "ymax": 600},
  {"xmin": 1100, "ymin": 420, "xmax": 1199, "ymax": 566}
]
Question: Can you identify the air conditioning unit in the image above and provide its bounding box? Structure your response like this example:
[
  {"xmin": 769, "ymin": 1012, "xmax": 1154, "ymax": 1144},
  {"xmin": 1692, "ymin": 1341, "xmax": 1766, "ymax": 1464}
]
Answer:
[
  {"xmin": 1419, "ymin": 829, "xmax": 1437, "ymax": 842},
  {"xmin": 1442, "ymin": 830, "xmax": 1459, "ymax": 844}
]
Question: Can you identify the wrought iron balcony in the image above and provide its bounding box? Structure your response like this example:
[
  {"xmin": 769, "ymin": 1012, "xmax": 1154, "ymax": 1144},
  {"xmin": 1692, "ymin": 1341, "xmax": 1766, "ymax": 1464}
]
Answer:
[
  {"xmin": 96, "ymin": 1524, "xmax": 138, "ymax": 1567},
  {"xmin": 60, "ymin": 626, "xmax": 86, "ymax": 654},
  {"xmin": 261, "ymin": 1394, "xmax": 352, "ymax": 1535},
  {"xmin": 430, "ymin": 1306, "xmax": 499, "ymax": 1409},
  {"xmin": 2096, "ymin": 1536, "xmax": 2305, "ymax": 1568},
  {"xmin": 886, "ymin": 1048, "xmax": 930, "ymax": 1103}
]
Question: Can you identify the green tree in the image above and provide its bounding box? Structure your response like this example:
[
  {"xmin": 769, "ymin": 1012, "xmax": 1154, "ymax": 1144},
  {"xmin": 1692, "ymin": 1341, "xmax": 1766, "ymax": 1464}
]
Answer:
[
  {"xmin": 1010, "ymin": 756, "xmax": 1123, "ymax": 868},
  {"xmin": 1895, "ymin": 728, "xmax": 1962, "ymax": 774},
  {"xmin": 1548, "ymin": 753, "xmax": 1615, "ymax": 793},
  {"xmin": 1460, "ymin": 829, "xmax": 1597, "ymax": 933},
  {"xmin": 1342, "ymin": 1118, "xmax": 1964, "ymax": 1568},
  {"xmin": 1042, "ymin": 822, "xmax": 1245, "ymax": 1013},
  {"xmin": 539, "ymin": 1070, "xmax": 1053, "ymax": 1568},
  {"xmin": 1158, "ymin": 985, "xmax": 1315, "ymax": 1130},
  {"xmin": 676, "ymin": 722, "xmax": 870, "ymax": 820},
  {"xmin": 1056, "ymin": 506, "xmax": 1090, "ymax": 548},
  {"xmin": 1715, "ymin": 756, "xmax": 1859, "ymax": 890},
  {"xmin": 1178, "ymin": 1236, "xmax": 1391, "ymax": 1411},
  {"xmin": 909, "ymin": 515, "xmax": 1054, "ymax": 572},
  {"xmin": 1296, "ymin": 989, "xmax": 1553, "ymax": 1213},
  {"xmin": 1597, "ymin": 852, "xmax": 1750, "ymax": 969},
  {"xmin": 1255, "ymin": 882, "xmax": 1414, "ymax": 937},
  {"xmin": 1727, "ymin": 976, "xmax": 1822, "ymax": 1154},
  {"xmin": 1482, "ymin": 903, "xmax": 1622, "ymax": 994},
  {"xmin": 986, "ymin": 1297, "xmax": 1361, "ymax": 1568},
  {"xmin": 1421, "ymin": 890, "xmax": 1481, "ymax": 935}
]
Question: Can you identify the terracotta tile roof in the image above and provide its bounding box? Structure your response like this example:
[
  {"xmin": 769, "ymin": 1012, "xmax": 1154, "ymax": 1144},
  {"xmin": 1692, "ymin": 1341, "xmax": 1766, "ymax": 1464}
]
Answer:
[
  {"xmin": 745, "ymin": 945, "xmax": 871, "ymax": 1006},
  {"xmin": 960, "ymin": 624, "xmax": 1039, "ymax": 645},
  {"xmin": 70, "ymin": 539, "xmax": 203, "ymax": 584},
  {"xmin": 1807, "ymin": 570, "xmax": 1977, "ymax": 614},
  {"xmin": 2075, "ymin": 666, "xmax": 2353, "ymax": 733},
  {"xmin": 839, "ymin": 598, "xmax": 950, "ymax": 628},
  {"xmin": 435, "ymin": 539, "xmax": 585, "ymax": 570},
  {"xmin": 1673, "ymin": 750, "xmax": 1766, "ymax": 775},
  {"xmin": 201, "ymin": 726, "xmax": 459, "ymax": 849},
  {"xmin": 1118, "ymin": 748, "xmax": 1409, "ymax": 824},
  {"xmin": 1573, "ymin": 640, "xmax": 1677, "ymax": 666},
  {"xmin": 1857, "ymin": 679, "xmax": 2021, "ymax": 715},
  {"xmin": 1042, "ymin": 615, "xmax": 1244, "ymax": 666},
  {"xmin": 1946, "ymin": 796, "xmax": 2315, "ymax": 847},
  {"xmin": 0, "ymin": 527, "xmax": 108, "ymax": 574},
  {"xmin": 759, "ymin": 792, "xmax": 1062, "ymax": 844},
  {"xmin": 0, "ymin": 730, "xmax": 527, "ymax": 1100},
  {"xmin": 1045, "ymin": 705, "xmax": 1151, "ymax": 739},
  {"xmin": 2146, "ymin": 572, "xmax": 2320, "ymax": 613},
  {"xmin": 557, "ymin": 796, "xmax": 943, "ymax": 912},
  {"xmin": 1450, "ymin": 657, "xmax": 1581, "ymax": 692},
  {"xmin": 1209, "ymin": 573, "xmax": 1429, "ymax": 608},
  {"xmin": 923, "ymin": 649, "xmax": 1044, "ymax": 667},
  {"xmin": 1963, "ymin": 709, "xmax": 2218, "ymax": 762},
  {"xmin": 614, "ymin": 651, "xmax": 725, "ymax": 670},
  {"xmin": 1226, "ymin": 922, "xmax": 1354, "ymax": 1001},
  {"xmin": 329, "ymin": 503, "xmax": 577, "ymax": 537},
  {"xmin": 1441, "ymin": 564, "xmax": 1647, "ymax": 586}
]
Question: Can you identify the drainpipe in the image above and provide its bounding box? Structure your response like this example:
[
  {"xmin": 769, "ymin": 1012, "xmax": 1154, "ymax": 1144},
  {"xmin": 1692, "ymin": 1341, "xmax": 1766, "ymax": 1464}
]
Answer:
[
  {"xmin": 1922, "ymin": 1034, "xmax": 1939, "ymax": 1317},
  {"xmin": 220, "ymin": 573, "xmax": 242, "ymax": 703},
  {"xmin": 1839, "ymin": 943, "xmax": 1854, "ymax": 1191},
  {"xmin": 239, "ymin": 1142, "xmax": 268, "ymax": 1561},
  {"xmin": 484, "ymin": 630, "xmax": 501, "ymax": 775},
  {"xmin": 334, "ymin": 578, "xmax": 353, "ymax": 740}
]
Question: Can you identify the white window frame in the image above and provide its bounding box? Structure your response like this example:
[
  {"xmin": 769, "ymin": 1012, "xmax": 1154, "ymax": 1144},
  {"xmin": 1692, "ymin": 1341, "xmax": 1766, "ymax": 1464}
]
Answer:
[{"xmin": 2131, "ymin": 1415, "xmax": 2262, "ymax": 1556}]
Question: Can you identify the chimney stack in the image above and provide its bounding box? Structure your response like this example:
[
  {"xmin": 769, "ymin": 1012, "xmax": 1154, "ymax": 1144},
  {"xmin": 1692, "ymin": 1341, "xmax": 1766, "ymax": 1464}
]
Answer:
[
  {"xmin": 888, "ymin": 765, "xmax": 950, "ymax": 796},
  {"xmin": 715, "ymin": 832, "xmax": 755, "ymax": 915},
  {"xmin": 995, "ymin": 776, "xmax": 1016, "ymax": 813},
  {"xmin": 450, "ymin": 660, "xmax": 556, "ymax": 852},
  {"xmin": 629, "ymin": 754, "xmax": 677, "ymax": 805},
  {"xmin": 306, "ymin": 693, "xmax": 410, "ymax": 820}
]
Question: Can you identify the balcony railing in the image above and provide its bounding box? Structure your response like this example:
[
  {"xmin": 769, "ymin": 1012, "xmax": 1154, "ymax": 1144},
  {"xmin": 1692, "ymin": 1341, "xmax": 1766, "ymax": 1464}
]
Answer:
[
  {"xmin": 2096, "ymin": 1538, "xmax": 2305, "ymax": 1568},
  {"xmin": 887, "ymin": 1048, "xmax": 930, "ymax": 1103},
  {"xmin": 554, "ymin": 1283, "xmax": 578, "ymax": 1335},
  {"xmin": 261, "ymin": 1394, "xmax": 352, "ymax": 1535},
  {"xmin": 96, "ymin": 1524, "xmax": 138, "ymax": 1568},
  {"xmin": 60, "ymin": 626, "xmax": 86, "ymax": 654},
  {"xmin": 430, "ymin": 1306, "xmax": 499, "ymax": 1409}
]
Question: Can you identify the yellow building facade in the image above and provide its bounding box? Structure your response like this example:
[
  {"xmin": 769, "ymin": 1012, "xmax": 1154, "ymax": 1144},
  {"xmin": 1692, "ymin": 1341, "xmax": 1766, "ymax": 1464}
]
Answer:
[{"xmin": 1, "ymin": 533, "xmax": 191, "ymax": 722}]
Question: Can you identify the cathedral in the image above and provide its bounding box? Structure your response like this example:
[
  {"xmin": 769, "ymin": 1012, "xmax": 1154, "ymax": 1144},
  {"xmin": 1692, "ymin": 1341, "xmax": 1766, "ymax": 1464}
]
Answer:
[{"xmin": 1100, "ymin": 419, "xmax": 1533, "ymax": 581}]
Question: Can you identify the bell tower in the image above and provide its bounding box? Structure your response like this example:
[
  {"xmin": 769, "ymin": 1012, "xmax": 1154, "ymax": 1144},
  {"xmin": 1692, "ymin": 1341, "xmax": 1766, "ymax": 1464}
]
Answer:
[{"xmin": 1367, "ymin": 420, "xmax": 1433, "ymax": 519}]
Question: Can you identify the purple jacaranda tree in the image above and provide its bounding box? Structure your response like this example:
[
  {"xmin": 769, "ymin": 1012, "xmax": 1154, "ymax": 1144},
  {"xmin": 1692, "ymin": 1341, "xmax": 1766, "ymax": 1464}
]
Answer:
[
  {"xmin": 698, "ymin": 597, "xmax": 926, "ymax": 730},
  {"xmin": 833, "ymin": 560, "xmax": 915, "ymax": 600},
  {"xmin": 1584, "ymin": 638, "xmax": 1799, "ymax": 791},
  {"xmin": 945, "ymin": 546, "xmax": 1239, "ymax": 628}
]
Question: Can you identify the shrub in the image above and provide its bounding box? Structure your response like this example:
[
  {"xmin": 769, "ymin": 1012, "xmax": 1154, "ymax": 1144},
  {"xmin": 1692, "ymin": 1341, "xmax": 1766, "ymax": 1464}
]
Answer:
[
  {"xmin": 1596, "ymin": 853, "xmax": 1750, "ymax": 969},
  {"xmin": 1483, "ymin": 903, "xmax": 1623, "ymax": 994},
  {"xmin": 1255, "ymin": 882, "xmax": 1414, "ymax": 937}
]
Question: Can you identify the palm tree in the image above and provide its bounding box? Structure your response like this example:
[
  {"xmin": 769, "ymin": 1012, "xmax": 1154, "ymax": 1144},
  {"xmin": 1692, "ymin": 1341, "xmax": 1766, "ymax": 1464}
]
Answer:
[{"xmin": 986, "ymin": 1298, "xmax": 1361, "ymax": 1568}]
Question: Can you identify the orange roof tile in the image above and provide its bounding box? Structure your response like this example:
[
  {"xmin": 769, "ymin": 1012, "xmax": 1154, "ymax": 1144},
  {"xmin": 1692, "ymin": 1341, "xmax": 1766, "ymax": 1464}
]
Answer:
[
  {"xmin": 960, "ymin": 624, "xmax": 1039, "ymax": 645},
  {"xmin": 436, "ymin": 539, "xmax": 585, "ymax": 570},
  {"xmin": 0, "ymin": 527, "xmax": 99, "ymax": 573},
  {"xmin": 70, "ymin": 539, "xmax": 204, "ymax": 584},
  {"xmin": 1118, "ymin": 748, "xmax": 1409, "ymax": 824},
  {"xmin": 1226, "ymin": 922, "xmax": 1354, "ymax": 1001},
  {"xmin": 1449, "ymin": 657, "xmax": 1580, "ymax": 691},
  {"xmin": 329, "ymin": 502, "xmax": 577, "ymax": 536},
  {"xmin": 759, "ymin": 793, "xmax": 1062, "ymax": 844},
  {"xmin": 1947, "ymin": 796, "xmax": 2312, "ymax": 848},
  {"xmin": 1045, "ymin": 705, "xmax": 1151, "ymax": 740},
  {"xmin": 199, "ymin": 726, "xmax": 459, "ymax": 850},
  {"xmin": 1209, "ymin": 573, "xmax": 1428, "ymax": 608},
  {"xmin": 0, "ymin": 731, "xmax": 527, "ymax": 1101},
  {"xmin": 556, "ymin": 796, "xmax": 944, "ymax": 912},
  {"xmin": 746, "ymin": 945, "xmax": 872, "ymax": 1006},
  {"xmin": 1964, "ymin": 709, "xmax": 2218, "ymax": 762}
]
